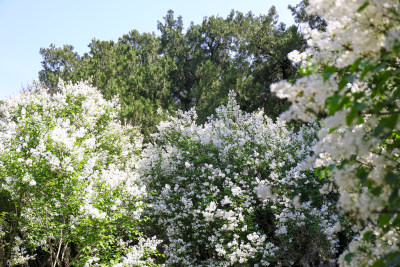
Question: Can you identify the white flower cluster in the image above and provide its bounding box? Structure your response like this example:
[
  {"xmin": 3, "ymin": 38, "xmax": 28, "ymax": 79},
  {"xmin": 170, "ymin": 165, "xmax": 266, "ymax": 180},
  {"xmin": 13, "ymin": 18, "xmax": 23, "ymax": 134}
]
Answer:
[
  {"xmin": 270, "ymin": 0, "xmax": 400, "ymax": 265},
  {"xmin": 6, "ymin": 237, "xmax": 35, "ymax": 266},
  {"xmin": 113, "ymin": 236, "xmax": 162, "ymax": 266},
  {"xmin": 0, "ymin": 81, "xmax": 159, "ymax": 266},
  {"xmin": 139, "ymin": 92, "xmax": 338, "ymax": 265},
  {"xmin": 338, "ymin": 226, "xmax": 399, "ymax": 266},
  {"xmin": 271, "ymin": 0, "xmax": 400, "ymax": 121}
]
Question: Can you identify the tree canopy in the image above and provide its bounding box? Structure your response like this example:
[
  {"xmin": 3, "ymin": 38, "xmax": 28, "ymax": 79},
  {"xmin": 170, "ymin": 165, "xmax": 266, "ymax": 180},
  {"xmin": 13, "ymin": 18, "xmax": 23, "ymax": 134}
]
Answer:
[{"xmin": 39, "ymin": 7, "xmax": 305, "ymax": 140}]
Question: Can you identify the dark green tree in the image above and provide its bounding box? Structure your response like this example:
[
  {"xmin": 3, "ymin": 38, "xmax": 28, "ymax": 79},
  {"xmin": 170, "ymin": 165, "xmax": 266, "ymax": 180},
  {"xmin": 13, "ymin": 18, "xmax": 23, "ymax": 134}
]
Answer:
[
  {"xmin": 83, "ymin": 32, "xmax": 174, "ymax": 134},
  {"xmin": 39, "ymin": 32, "xmax": 173, "ymax": 141},
  {"xmin": 39, "ymin": 44, "xmax": 84, "ymax": 91},
  {"xmin": 157, "ymin": 8, "xmax": 306, "ymax": 122},
  {"xmin": 38, "ymin": 7, "xmax": 306, "ymax": 138},
  {"xmin": 232, "ymin": 7, "xmax": 307, "ymax": 118}
]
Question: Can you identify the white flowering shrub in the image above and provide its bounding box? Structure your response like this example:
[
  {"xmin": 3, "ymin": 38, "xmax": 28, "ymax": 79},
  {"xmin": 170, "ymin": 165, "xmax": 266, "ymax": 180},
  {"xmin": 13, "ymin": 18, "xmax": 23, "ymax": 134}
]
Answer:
[
  {"xmin": 270, "ymin": 0, "xmax": 400, "ymax": 265},
  {"xmin": 139, "ymin": 92, "xmax": 339, "ymax": 266},
  {"xmin": 0, "ymin": 81, "xmax": 160, "ymax": 266}
]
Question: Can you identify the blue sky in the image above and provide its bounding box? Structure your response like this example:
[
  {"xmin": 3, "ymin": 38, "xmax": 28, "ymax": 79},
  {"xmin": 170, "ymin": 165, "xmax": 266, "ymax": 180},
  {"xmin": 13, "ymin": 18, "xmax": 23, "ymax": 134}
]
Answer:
[{"xmin": 0, "ymin": 0, "xmax": 300, "ymax": 100}]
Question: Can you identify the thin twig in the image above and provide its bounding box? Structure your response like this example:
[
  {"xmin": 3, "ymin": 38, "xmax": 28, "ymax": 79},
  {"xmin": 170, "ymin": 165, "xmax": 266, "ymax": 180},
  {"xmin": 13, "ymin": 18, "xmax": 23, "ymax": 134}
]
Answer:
[
  {"xmin": 53, "ymin": 231, "xmax": 63, "ymax": 267},
  {"xmin": 60, "ymin": 243, "xmax": 68, "ymax": 267},
  {"xmin": 46, "ymin": 210, "xmax": 55, "ymax": 266}
]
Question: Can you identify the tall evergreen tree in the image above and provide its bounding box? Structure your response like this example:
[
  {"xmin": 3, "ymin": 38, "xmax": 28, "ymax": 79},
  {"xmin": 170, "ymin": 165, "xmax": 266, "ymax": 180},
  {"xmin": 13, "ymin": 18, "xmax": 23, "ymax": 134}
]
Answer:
[{"xmin": 38, "ymin": 7, "xmax": 306, "ymax": 139}]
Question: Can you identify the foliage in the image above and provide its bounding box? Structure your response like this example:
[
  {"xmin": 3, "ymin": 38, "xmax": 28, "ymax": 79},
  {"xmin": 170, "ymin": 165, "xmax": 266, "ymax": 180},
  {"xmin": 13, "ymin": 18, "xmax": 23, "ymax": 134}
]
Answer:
[
  {"xmin": 157, "ymin": 8, "xmax": 306, "ymax": 122},
  {"xmin": 39, "ymin": 33, "xmax": 173, "ymax": 142},
  {"xmin": 139, "ymin": 92, "xmax": 339, "ymax": 266},
  {"xmin": 38, "ymin": 8, "xmax": 306, "ymax": 140},
  {"xmin": 288, "ymin": 0, "xmax": 327, "ymax": 31},
  {"xmin": 0, "ymin": 81, "xmax": 160, "ymax": 266},
  {"xmin": 271, "ymin": 0, "xmax": 400, "ymax": 265}
]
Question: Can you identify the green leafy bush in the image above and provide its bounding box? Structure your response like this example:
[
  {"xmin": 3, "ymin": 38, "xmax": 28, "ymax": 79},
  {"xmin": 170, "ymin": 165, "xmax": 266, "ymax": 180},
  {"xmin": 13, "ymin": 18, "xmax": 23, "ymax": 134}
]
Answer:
[{"xmin": 0, "ymin": 81, "xmax": 160, "ymax": 266}]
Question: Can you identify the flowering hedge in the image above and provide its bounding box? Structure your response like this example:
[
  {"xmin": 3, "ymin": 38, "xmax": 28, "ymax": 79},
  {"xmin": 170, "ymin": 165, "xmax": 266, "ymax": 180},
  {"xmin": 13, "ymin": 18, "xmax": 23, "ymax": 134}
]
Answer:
[
  {"xmin": 0, "ymin": 81, "xmax": 160, "ymax": 266},
  {"xmin": 271, "ymin": 0, "xmax": 400, "ymax": 265},
  {"xmin": 139, "ymin": 92, "xmax": 339, "ymax": 266}
]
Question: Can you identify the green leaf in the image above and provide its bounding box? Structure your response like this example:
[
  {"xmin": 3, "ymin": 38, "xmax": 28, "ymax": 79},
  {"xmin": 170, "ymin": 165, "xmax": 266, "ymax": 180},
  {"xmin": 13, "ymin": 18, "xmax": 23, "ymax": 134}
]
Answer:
[
  {"xmin": 355, "ymin": 167, "xmax": 369, "ymax": 181},
  {"xmin": 372, "ymin": 259, "xmax": 384, "ymax": 267},
  {"xmin": 338, "ymin": 77, "xmax": 348, "ymax": 91},
  {"xmin": 357, "ymin": 115, "xmax": 365, "ymax": 124},
  {"xmin": 346, "ymin": 108, "xmax": 358, "ymax": 125},
  {"xmin": 354, "ymin": 102, "xmax": 366, "ymax": 111},
  {"xmin": 387, "ymin": 113, "xmax": 399, "ymax": 130},
  {"xmin": 315, "ymin": 167, "xmax": 323, "ymax": 180},
  {"xmin": 385, "ymin": 172, "xmax": 398, "ymax": 185},
  {"xmin": 378, "ymin": 213, "xmax": 391, "ymax": 227},
  {"xmin": 329, "ymin": 127, "xmax": 338, "ymax": 134},
  {"xmin": 326, "ymin": 94, "xmax": 341, "ymax": 114},
  {"xmin": 323, "ymin": 66, "xmax": 337, "ymax": 82},
  {"xmin": 376, "ymin": 70, "xmax": 391, "ymax": 90},
  {"xmin": 373, "ymin": 123, "xmax": 386, "ymax": 137},
  {"xmin": 362, "ymin": 230, "xmax": 374, "ymax": 242},
  {"xmin": 345, "ymin": 74, "xmax": 356, "ymax": 83},
  {"xmin": 371, "ymin": 186, "xmax": 383, "ymax": 196},
  {"xmin": 345, "ymin": 253, "xmax": 355, "ymax": 263},
  {"xmin": 341, "ymin": 96, "xmax": 351, "ymax": 109},
  {"xmin": 373, "ymin": 113, "xmax": 399, "ymax": 137},
  {"xmin": 389, "ymin": 187, "xmax": 398, "ymax": 204},
  {"xmin": 360, "ymin": 63, "xmax": 373, "ymax": 80},
  {"xmin": 350, "ymin": 58, "xmax": 361, "ymax": 73},
  {"xmin": 392, "ymin": 214, "xmax": 400, "ymax": 226},
  {"xmin": 357, "ymin": 1, "xmax": 370, "ymax": 12}
]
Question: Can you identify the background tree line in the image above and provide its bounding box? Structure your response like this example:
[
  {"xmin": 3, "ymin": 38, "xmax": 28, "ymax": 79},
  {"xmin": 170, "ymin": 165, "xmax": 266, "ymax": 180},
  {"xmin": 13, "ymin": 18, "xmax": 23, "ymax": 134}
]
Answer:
[{"xmin": 38, "ymin": 6, "xmax": 307, "ymax": 141}]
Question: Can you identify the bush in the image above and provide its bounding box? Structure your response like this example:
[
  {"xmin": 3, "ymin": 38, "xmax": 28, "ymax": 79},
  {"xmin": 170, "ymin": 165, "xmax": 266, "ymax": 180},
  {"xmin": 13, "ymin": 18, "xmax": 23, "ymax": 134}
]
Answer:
[
  {"xmin": 0, "ymin": 81, "xmax": 160, "ymax": 266},
  {"xmin": 139, "ymin": 92, "xmax": 339, "ymax": 266},
  {"xmin": 271, "ymin": 0, "xmax": 400, "ymax": 265}
]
